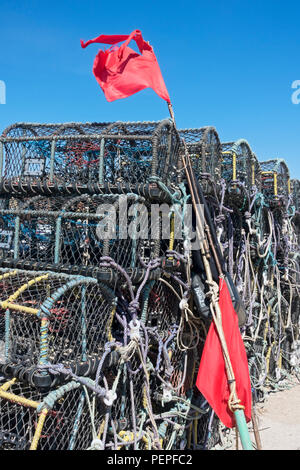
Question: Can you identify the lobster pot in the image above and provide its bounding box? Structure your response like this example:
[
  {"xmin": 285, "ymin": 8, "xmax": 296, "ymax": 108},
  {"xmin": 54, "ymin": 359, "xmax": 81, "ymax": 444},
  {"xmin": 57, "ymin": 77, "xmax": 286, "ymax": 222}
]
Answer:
[
  {"xmin": 0, "ymin": 369, "xmax": 172, "ymax": 450},
  {"xmin": 291, "ymin": 179, "xmax": 300, "ymax": 211},
  {"xmin": 0, "ymin": 269, "xmax": 118, "ymax": 372},
  {"xmin": 0, "ymin": 120, "xmax": 180, "ymax": 186},
  {"xmin": 179, "ymin": 127, "xmax": 222, "ymax": 186},
  {"xmin": 221, "ymin": 140, "xmax": 260, "ymax": 190},
  {"xmin": 0, "ymin": 195, "xmax": 66, "ymax": 264},
  {"xmin": 0, "ymin": 192, "xmax": 185, "ymax": 273},
  {"xmin": 0, "ymin": 377, "xmax": 112, "ymax": 450},
  {"xmin": 291, "ymin": 209, "xmax": 300, "ymax": 249},
  {"xmin": 57, "ymin": 193, "xmax": 161, "ymax": 271},
  {"xmin": 260, "ymin": 159, "xmax": 290, "ymax": 204}
]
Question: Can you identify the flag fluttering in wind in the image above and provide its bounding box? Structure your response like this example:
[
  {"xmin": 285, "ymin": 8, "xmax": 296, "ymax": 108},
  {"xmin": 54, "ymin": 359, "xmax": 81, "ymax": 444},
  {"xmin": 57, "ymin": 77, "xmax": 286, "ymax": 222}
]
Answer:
[
  {"xmin": 196, "ymin": 277, "xmax": 252, "ymax": 428},
  {"xmin": 81, "ymin": 29, "xmax": 170, "ymax": 103}
]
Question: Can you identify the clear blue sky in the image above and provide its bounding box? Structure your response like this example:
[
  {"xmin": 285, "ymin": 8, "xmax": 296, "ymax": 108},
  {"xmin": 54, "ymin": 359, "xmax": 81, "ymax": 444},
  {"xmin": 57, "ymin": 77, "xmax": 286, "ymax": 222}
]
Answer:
[{"xmin": 0, "ymin": 0, "xmax": 300, "ymax": 178}]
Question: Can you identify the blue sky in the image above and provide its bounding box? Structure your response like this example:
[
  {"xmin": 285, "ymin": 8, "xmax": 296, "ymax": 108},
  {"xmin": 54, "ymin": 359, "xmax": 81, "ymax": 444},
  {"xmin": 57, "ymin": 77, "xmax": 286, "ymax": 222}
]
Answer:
[{"xmin": 0, "ymin": 0, "xmax": 300, "ymax": 178}]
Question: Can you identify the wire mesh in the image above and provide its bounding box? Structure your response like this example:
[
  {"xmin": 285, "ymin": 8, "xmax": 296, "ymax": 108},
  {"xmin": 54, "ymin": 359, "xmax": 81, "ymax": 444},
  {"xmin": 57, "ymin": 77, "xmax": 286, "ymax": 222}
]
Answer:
[
  {"xmin": 0, "ymin": 377, "xmax": 110, "ymax": 450},
  {"xmin": 221, "ymin": 140, "xmax": 261, "ymax": 190},
  {"xmin": 0, "ymin": 269, "xmax": 118, "ymax": 380},
  {"xmin": 179, "ymin": 127, "xmax": 222, "ymax": 186},
  {"xmin": 0, "ymin": 120, "xmax": 181, "ymax": 186},
  {"xmin": 291, "ymin": 179, "xmax": 300, "ymax": 212},
  {"xmin": 260, "ymin": 159, "xmax": 290, "ymax": 203},
  {"xmin": 0, "ymin": 192, "xmax": 187, "ymax": 275}
]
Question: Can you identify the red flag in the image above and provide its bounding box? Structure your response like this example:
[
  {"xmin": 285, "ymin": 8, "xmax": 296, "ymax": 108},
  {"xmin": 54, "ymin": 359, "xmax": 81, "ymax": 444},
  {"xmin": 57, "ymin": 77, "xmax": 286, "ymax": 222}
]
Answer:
[
  {"xmin": 81, "ymin": 29, "xmax": 170, "ymax": 103},
  {"xmin": 196, "ymin": 277, "xmax": 252, "ymax": 428}
]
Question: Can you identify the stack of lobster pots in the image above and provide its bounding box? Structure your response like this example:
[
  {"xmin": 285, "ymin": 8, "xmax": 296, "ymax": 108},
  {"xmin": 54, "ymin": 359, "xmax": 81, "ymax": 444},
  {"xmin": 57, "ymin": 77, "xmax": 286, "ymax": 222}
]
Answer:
[
  {"xmin": 0, "ymin": 119, "xmax": 202, "ymax": 450},
  {"xmin": 0, "ymin": 119, "xmax": 299, "ymax": 450}
]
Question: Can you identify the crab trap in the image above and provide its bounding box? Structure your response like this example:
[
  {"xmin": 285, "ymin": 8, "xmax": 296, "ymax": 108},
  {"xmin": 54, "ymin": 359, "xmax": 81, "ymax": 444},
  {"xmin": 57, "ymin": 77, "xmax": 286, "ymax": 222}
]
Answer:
[
  {"xmin": 0, "ymin": 361, "xmax": 185, "ymax": 450},
  {"xmin": 0, "ymin": 120, "xmax": 181, "ymax": 187},
  {"xmin": 0, "ymin": 376, "xmax": 108, "ymax": 450},
  {"xmin": 221, "ymin": 139, "xmax": 261, "ymax": 192},
  {"xmin": 0, "ymin": 365, "xmax": 154, "ymax": 451},
  {"xmin": 178, "ymin": 127, "xmax": 222, "ymax": 191},
  {"xmin": 291, "ymin": 179, "xmax": 300, "ymax": 212},
  {"xmin": 0, "ymin": 191, "xmax": 187, "ymax": 277},
  {"xmin": 0, "ymin": 270, "xmax": 205, "ymax": 450},
  {"xmin": 259, "ymin": 159, "xmax": 291, "ymax": 205},
  {"xmin": 0, "ymin": 268, "xmax": 123, "ymax": 384}
]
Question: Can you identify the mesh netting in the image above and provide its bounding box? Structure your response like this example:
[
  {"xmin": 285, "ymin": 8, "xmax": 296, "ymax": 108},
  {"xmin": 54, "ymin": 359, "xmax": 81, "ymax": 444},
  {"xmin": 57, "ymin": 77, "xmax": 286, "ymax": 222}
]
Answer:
[
  {"xmin": 0, "ymin": 192, "xmax": 187, "ymax": 276},
  {"xmin": 179, "ymin": 127, "xmax": 222, "ymax": 183},
  {"xmin": 0, "ymin": 268, "xmax": 208, "ymax": 450},
  {"xmin": 0, "ymin": 121, "xmax": 181, "ymax": 186},
  {"xmin": 221, "ymin": 140, "xmax": 260, "ymax": 190},
  {"xmin": 260, "ymin": 159, "xmax": 290, "ymax": 203},
  {"xmin": 291, "ymin": 179, "xmax": 300, "ymax": 211},
  {"xmin": 0, "ymin": 269, "xmax": 117, "ymax": 376}
]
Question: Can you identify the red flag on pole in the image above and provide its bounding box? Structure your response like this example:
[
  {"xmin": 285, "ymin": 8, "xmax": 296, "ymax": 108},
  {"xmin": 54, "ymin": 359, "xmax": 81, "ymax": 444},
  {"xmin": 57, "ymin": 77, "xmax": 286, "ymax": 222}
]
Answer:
[
  {"xmin": 81, "ymin": 29, "xmax": 170, "ymax": 103},
  {"xmin": 196, "ymin": 277, "xmax": 252, "ymax": 428}
]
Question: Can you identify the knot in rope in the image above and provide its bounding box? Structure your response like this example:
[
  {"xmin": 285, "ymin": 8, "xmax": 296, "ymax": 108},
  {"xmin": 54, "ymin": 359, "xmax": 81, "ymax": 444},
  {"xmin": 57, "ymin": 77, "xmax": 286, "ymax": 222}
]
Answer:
[
  {"xmin": 205, "ymin": 280, "xmax": 219, "ymax": 304},
  {"xmin": 179, "ymin": 298, "xmax": 189, "ymax": 311},
  {"xmin": 128, "ymin": 299, "xmax": 140, "ymax": 316},
  {"xmin": 129, "ymin": 319, "xmax": 141, "ymax": 341},
  {"xmin": 228, "ymin": 396, "xmax": 245, "ymax": 413},
  {"xmin": 87, "ymin": 438, "xmax": 104, "ymax": 450},
  {"xmin": 103, "ymin": 389, "xmax": 117, "ymax": 407},
  {"xmin": 117, "ymin": 340, "xmax": 138, "ymax": 362}
]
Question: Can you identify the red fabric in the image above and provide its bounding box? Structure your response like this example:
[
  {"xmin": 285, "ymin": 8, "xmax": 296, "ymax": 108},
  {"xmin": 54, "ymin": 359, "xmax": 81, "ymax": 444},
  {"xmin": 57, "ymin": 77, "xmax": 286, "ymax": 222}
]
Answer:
[
  {"xmin": 81, "ymin": 29, "xmax": 170, "ymax": 103},
  {"xmin": 196, "ymin": 277, "xmax": 252, "ymax": 428}
]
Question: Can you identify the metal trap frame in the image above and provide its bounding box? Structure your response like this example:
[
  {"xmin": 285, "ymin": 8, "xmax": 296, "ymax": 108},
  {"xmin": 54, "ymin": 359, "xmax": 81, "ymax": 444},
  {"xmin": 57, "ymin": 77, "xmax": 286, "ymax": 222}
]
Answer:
[
  {"xmin": 0, "ymin": 120, "xmax": 181, "ymax": 187},
  {"xmin": 0, "ymin": 268, "xmax": 120, "ymax": 381},
  {"xmin": 178, "ymin": 127, "xmax": 222, "ymax": 189},
  {"xmin": 221, "ymin": 139, "xmax": 261, "ymax": 191},
  {"xmin": 259, "ymin": 159, "xmax": 290, "ymax": 204},
  {"xmin": 0, "ymin": 191, "xmax": 186, "ymax": 275},
  {"xmin": 0, "ymin": 375, "xmax": 119, "ymax": 450},
  {"xmin": 291, "ymin": 179, "xmax": 300, "ymax": 212}
]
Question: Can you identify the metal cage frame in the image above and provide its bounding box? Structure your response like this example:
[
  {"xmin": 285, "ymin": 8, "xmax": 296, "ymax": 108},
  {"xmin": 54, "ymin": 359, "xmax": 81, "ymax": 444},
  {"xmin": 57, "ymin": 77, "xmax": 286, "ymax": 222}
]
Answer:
[
  {"xmin": 259, "ymin": 158, "xmax": 290, "ymax": 203},
  {"xmin": 0, "ymin": 120, "xmax": 181, "ymax": 187},
  {"xmin": 221, "ymin": 139, "xmax": 261, "ymax": 190},
  {"xmin": 178, "ymin": 126, "xmax": 222, "ymax": 182},
  {"xmin": 291, "ymin": 179, "xmax": 300, "ymax": 212}
]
